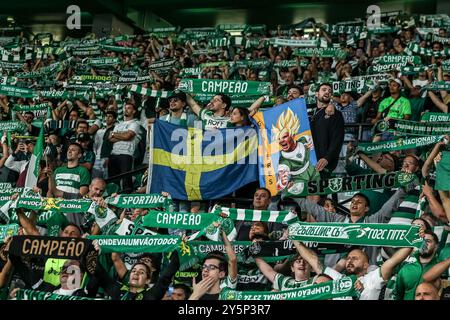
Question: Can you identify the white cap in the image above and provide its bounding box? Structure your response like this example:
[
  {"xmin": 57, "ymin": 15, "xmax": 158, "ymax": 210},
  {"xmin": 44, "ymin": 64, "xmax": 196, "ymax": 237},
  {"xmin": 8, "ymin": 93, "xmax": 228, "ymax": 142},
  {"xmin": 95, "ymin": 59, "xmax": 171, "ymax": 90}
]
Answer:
[{"xmin": 389, "ymin": 78, "xmax": 403, "ymax": 87}]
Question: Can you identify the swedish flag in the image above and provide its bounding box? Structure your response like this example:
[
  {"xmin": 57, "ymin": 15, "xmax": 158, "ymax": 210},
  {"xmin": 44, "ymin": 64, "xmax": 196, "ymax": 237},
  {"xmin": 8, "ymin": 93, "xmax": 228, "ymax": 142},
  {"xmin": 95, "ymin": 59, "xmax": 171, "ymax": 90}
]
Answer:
[{"xmin": 149, "ymin": 120, "xmax": 258, "ymax": 200}]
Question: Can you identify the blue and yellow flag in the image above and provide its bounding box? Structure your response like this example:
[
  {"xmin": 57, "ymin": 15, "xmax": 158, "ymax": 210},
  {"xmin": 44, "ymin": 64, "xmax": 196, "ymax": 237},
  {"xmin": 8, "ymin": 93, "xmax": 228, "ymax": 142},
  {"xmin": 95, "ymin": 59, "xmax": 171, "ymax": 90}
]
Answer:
[
  {"xmin": 252, "ymin": 98, "xmax": 318, "ymax": 197},
  {"xmin": 148, "ymin": 120, "xmax": 258, "ymax": 200}
]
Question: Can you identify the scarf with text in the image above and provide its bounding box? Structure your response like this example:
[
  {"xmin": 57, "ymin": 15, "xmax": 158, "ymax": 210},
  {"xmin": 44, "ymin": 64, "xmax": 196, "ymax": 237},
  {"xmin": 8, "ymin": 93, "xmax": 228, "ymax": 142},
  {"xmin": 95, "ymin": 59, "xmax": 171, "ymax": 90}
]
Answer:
[
  {"xmin": 88, "ymin": 235, "xmax": 181, "ymax": 253},
  {"xmin": 16, "ymin": 196, "xmax": 93, "ymax": 213},
  {"xmin": 288, "ymin": 222, "xmax": 424, "ymax": 248},
  {"xmin": 283, "ymin": 171, "xmax": 416, "ymax": 197},
  {"xmin": 293, "ymin": 48, "xmax": 347, "ymax": 59},
  {"xmin": 374, "ymin": 119, "xmax": 450, "ymax": 136},
  {"xmin": 357, "ymin": 135, "xmax": 444, "ymax": 154},
  {"xmin": 15, "ymin": 289, "xmax": 95, "ymax": 301},
  {"xmin": 0, "ymin": 223, "xmax": 19, "ymax": 242},
  {"xmin": 8, "ymin": 235, "xmax": 98, "ymax": 273},
  {"xmin": 221, "ymin": 276, "xmax": 358, "ymax": 300},
  {"xmin": 218, "ymin": 207, "xmax": 298, "ymax": 225},
  {"xmin": 143, "ymin": 211, "xmax": 219, "ymax": 230},
  {"xmin": 178, "ymin": 78, "xmax": 271, "ymax": 96},
  {"xmin": 105, "ymin": 194, "xmax": 171, "ymax": 210}
]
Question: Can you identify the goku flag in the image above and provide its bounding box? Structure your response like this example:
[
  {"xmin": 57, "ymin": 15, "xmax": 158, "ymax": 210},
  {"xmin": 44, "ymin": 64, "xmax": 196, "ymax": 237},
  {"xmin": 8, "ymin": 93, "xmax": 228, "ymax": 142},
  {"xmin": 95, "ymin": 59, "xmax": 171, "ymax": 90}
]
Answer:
[{"xmin": 252, "ymin": 98, "xmax": 318, "ymax": 197}]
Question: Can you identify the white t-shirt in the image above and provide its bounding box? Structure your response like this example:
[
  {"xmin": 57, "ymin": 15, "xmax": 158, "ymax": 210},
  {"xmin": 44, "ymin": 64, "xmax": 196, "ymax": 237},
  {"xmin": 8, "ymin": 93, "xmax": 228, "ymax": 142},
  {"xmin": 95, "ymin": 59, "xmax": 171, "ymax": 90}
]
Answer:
[
  {"xmin": 111, "ymin": 119, "xmax": 139, "ymax": 156},
  {"xmin": 324, "ymin": 267, "xmax": 386, "ymax": 300}
]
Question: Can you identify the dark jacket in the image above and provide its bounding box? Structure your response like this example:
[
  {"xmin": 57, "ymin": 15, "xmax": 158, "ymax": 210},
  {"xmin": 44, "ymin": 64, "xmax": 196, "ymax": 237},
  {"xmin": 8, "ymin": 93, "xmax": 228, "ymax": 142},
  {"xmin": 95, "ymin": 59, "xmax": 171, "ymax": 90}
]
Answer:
[{"xmin": 310, "ymin": 107, "xmax": 345, "ymax": 172}]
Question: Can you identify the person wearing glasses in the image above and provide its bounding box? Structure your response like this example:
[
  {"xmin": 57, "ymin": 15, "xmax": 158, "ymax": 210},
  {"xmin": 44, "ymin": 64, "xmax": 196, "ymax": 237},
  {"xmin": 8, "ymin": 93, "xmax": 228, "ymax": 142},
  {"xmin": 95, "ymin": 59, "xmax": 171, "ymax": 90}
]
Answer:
[{"xmin": 189, "ymin": 230, "xmax": 237, "ymax": 300}]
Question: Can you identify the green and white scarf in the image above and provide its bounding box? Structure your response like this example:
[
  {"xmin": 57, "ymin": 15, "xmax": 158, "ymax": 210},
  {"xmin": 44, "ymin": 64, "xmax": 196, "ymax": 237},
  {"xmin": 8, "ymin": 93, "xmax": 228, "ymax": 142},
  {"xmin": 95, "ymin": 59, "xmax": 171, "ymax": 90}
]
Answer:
[
  {"xmin": 84, "ymin": 57, "xmax": 120, "ymax": 66},
  {"xmin": 143, "ymin": 211, "xmax": 219, "ymax": 230},
  {"xmin": 128, "ymin": 84, "xmax": 171, "ymax": 98},
  {"xmin": 294, "ymin": 48, "xmax": 347, "ymax": 59},
  {"xmin": 117, "ymin": 75, "xmax": 153, "ymax": 84},
  {"xmin": 178, "ymin": 78, "xmax": 271, "ymax": 95},
  {"xmin": 404, "ymin": 42, "xmax": 450, "ymax": 58},
  {"xmin": 357, "ymin": 135, "xmax": 443, "ymax": 154},
  {"xmin": 180, "ymin": 67, "xmax": 203, "ymax": 77},
  {"xmin": 99, "ymin": 44, "xmax": 138, "ymax": 53},
  {"xmin": 421, "ymin": 112, "xmax": 450, "ymax": 122},
  {"xmin": 15, "ymin": 289, "xmax": 95, "ymax": 301},
  {"xmin": 148, "ymin": 59, "xmax": 177, "ymax": 72},
  {"xmin": 432, "ymin": 34, "xmax": 450, "ymax": 45},
  {"xmin": 0, "ymin": 223, "xmax": 19, "ymax": 241},
  {"xmin": 217, "ymin": 207, "xmax": 298, "ymax": 224},
  {"xmin": 88, "ymin": 235, "xmax": 181, "ymax": 253},
  {"xmin": 270, "ymin": 38, "xmax": 318, "ymax": 48},
  {"xmin": 16, "ymin": 196, "xmax": 93, "ymax": 213},
  {"xmin": 368, "ymin": 55, "xmax": 423, "ymax": 73},
  {"xmin": 420, "ymin": 81, "xmax": 450, "ymax": 92},
  {"xmin": 283, "ymin": 171, "xmax": 416, "ymax": 197},
  {"xmin": 221, "ymin": 276, "xmax": 358, "ymax": 300},
  {"xmin": 0, "ymin": 121, "xmax": 27, "ymax": 132},
  {"xmin": 105, "ymin": 194, "xmax": 171, "ymax": 209},
  {"xmin": 0, "ymin": 84, "xmax": 36, "ymax": 98},
  {"xmin": 374, "ymin": 119, "xmax": 450, "ymax": 136},
  {"xmin": 289, "ymin": 222, "xmax": 424, "ymax": 248}
]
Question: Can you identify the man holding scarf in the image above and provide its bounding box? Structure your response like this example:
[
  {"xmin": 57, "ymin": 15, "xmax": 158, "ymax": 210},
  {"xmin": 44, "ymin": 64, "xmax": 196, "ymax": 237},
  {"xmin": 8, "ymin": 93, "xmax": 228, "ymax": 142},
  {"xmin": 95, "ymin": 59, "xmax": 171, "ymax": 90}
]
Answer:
[{"xmin": 293, "ymin": 188, "xmax": 408, "ymax": 265}]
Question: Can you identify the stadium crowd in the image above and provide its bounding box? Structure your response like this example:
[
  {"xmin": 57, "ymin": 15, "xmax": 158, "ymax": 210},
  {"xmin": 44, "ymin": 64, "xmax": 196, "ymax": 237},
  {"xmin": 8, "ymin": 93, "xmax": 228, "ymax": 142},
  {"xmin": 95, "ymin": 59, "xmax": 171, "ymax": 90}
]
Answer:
[{"xmin": 0, "ymin": 11, "xmax": 449, "ymax": 300}]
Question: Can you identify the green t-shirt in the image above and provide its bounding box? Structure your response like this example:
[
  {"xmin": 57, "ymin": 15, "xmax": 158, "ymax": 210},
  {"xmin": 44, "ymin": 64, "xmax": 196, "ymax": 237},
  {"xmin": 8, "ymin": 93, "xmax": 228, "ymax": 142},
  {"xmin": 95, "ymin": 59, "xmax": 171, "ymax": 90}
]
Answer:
[
  {"xmin": 393, "ymin": 254, "xmax": 441, "ymax": 300},
  {"xmin": 378, "ymin": 96, "xmax": 412, "ymax": 120},
  {"xmin": 36, "ymin": 211, "xmax": 69, "ymax": 237},
  {"xmin": 54, "ymin": 165, "xmax": 90, "ymax": 195},
  {"xmin": 199, "ymin": 109, "xmax": 232, "ymax": 130}
]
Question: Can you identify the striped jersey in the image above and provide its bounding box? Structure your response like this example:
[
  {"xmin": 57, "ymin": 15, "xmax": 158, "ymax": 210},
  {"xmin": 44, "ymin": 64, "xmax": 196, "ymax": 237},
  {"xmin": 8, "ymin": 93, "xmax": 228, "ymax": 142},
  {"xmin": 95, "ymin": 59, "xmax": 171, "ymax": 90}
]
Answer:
[{"xmin": 54, "ymin": 165, "xmax": 90, "ymax": 195}]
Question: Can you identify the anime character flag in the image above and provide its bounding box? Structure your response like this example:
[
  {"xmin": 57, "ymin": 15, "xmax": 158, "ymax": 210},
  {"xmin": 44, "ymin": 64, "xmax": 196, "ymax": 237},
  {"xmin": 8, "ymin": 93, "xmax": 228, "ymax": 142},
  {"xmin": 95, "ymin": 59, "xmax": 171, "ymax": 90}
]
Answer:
[{"xmin": 252, "ymin": 98, "xmax": 319, "ymax": 197}]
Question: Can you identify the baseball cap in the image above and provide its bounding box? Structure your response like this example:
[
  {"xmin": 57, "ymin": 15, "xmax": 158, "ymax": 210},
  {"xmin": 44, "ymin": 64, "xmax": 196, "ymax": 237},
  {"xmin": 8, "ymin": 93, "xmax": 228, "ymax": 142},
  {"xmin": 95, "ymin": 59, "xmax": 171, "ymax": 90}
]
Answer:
[
  {"xmin": 389, "ymin": 78, "xmax": 403, "ymax": 88},
  {"xmin": 168, "ymin": 90, "xmax": 187, "ymax": 102},
  {"xmin": 77, "ymin": 133, "xmax": 91, "ymax": 142}
]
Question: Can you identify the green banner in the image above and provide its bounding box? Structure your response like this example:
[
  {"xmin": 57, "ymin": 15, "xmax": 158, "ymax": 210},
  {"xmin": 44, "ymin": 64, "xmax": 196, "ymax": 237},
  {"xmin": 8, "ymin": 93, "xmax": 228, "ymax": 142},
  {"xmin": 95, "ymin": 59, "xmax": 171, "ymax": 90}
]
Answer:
[
  {"xmin": 99, "ymin": 44, "xmax": 138, "ymax": 53},
  {"xmin": 288, "ymin": 222, "xmax": 424, "ymax": 248},
  {"xmin": 85, "ymin": 57, "xmax": 120, "ymax": 66},
  {"xmin": 179, "ymin": 78, "xmax": 271, "ymax": 95},
  {"xmin": 16, "ymin": 289, "xmax": 95, "ymax": 301},
  {"xmin": 294, "ymin": 48, "xmax": 347, "ymax": 59},
  {"xmin": 374, "ymin": 119, "xmax": 450, "ymax": 136},
  {"xmin": 0, "ymin": 224, "xmax": 20, "ymax": 241},
  {"xmin": 105, "ymin": 194, "xmax": 171, "ymax": 209},
  {"xmin": 71, "ymin": 75, "xmax": 115, "ymax": 83},
  {"xmin": 368, "ymin": 56, "xmax": 422, "ymax": 73},
  {"xmin": 421, "ymin": 112, "xmax": 450, "ymax": 122},
  {"xmin": 0, "ymin": 121, "xmax": 27, "ymax": 132},
  {"xmin": 221, "ymin": 276, "xmax": 358, "ymax": 300},
  {"xmin": 357, "ymin": 135, "xmax": 443, "ymax": 154},
  {"xmin": 116, "ymin": 75, "xmax": 153, "ymax": 84},
  {"xmin": 0, "ymin": 85, "xmax": 36, "ymax": 98},
  {"xmin": 284, "ymin": 171, "xmax": 416, "ymax": 197},
  {"xmin": 88, "ymin": 235, "xmax": 181, "ymax": 253},
  {"xmin": 17, "ymin": 196, "xmax": 93, "ymax": 213},
  {"xmin": 142, "ymin": 211, "xmax": 219, "ymax": 230},
  {"xmin": 420, "ymin": 81, "xmax": 450, "ymax": 92},
  {"xmin": 13, "ymin": 103, "xmax": 49, "ymax": 112}
]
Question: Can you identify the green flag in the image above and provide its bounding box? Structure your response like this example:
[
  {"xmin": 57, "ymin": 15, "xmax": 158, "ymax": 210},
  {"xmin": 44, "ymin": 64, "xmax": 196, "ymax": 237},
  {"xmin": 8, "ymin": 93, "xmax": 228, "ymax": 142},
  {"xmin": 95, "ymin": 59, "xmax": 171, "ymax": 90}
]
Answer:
[{"xmin": 25, "ymin": 125, "xmax": 44, "ymax": 188}]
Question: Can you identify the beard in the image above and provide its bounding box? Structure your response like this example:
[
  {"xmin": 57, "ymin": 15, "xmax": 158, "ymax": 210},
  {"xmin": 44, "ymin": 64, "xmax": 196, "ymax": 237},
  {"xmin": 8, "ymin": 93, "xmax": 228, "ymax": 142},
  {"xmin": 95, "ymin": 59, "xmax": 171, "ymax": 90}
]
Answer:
[
  {"xmin": 318, "ymin": 96, "xmax": 331, "ymax": 104},
  {"xmin": 420, "ymin": 250, "xmax": 435, "ymax": 259}
]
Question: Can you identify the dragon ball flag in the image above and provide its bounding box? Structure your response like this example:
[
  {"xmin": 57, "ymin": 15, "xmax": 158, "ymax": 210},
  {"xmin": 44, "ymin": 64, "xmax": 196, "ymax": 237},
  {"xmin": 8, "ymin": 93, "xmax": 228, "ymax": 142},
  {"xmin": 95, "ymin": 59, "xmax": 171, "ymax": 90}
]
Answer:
[{"xmin": 252, "ymin": 98, "xmax": 318, "ymax": 197}]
